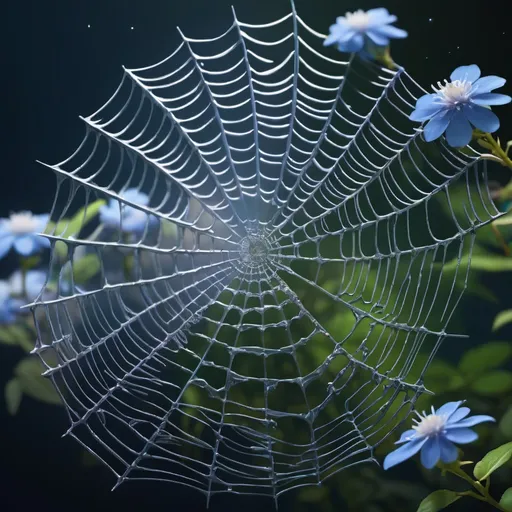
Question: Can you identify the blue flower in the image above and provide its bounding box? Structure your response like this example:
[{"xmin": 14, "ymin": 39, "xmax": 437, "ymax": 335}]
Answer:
[
  {"xmin": 384, "ymin": 401, "xmax": 495, "ymax": 470},
  {"xmin": 0, "ymin": 212, "xmax": 50, "ymax": 259},
  {"xmin": 8, "ymin": 270, "xmax": 47, "ymax": 302},
  {"xmin": 99, "ymin": 188, "xmax": 157, "ymax": 234},
  {"xmin": 324, "ymin": 8, "xmax": 407, "ymax": 53},
  {"xmin": 410, "ymin": 65, "xmax": 511, "ymax": 147},
  {"xmin": 0, "ymin": 282, "xmax": 24, "ymax": 324}
]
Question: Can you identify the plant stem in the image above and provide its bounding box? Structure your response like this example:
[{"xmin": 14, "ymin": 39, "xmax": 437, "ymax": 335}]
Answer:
[
  {"xmin": 447, "ymin": 467, "xmax": 508, "ymax": 511},
  {"xmin": 479, "ymin": 132, "xmax": 512, "ymax": 169},
  {"xmin": 375, "ymin": 47, "xmax": 397, "ymax": 70}
]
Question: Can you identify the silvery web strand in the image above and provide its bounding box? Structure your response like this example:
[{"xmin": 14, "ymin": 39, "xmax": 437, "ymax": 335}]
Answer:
[{"xmin": 32, "ymin": 3, "xmax": 499, "ymax": 503}]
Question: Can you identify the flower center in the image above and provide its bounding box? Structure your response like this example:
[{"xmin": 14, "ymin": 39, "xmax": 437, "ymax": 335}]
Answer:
[
  {"xmin": 433, "ymin": 79, "xmax": 473, "ymax": 106},
  {"xmin": 412, "ymin": 408, "xmax": 447, "ymax": 438},
  {"xmin": 345, "ymin": 10, "xmax": 370, "ymax": 31},
  {"xmin": 7, "ymin": 212, "xmax": 40, "ymax": 234}
]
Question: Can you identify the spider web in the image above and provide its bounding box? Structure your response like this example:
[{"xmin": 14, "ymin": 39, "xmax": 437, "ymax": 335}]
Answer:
[{"xmin": 33, "ymin": 2, "xmax": 499, "ymax": 504}]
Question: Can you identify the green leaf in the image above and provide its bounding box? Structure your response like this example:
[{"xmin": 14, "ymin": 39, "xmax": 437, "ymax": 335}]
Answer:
[
  {"xmin": 443, "ymin": 254, "xmax": 512, "ymax": 273},
  {"xmin": 500, "ymin": 488, "xmax": 512, "ymax": 511},
  {"xmin": 500, "ymin": 407, "xmax": 512, "ymax": 439},
  {"xmin": 161, "ymin": 220, "xmax": 177, "ymax": 239},
  {"xmin": 47, "ymin": 200, "xmax": 106, "ymax": 259},
  {"xmin": 416, "ymin": 490, "xmax": 460, "ymax": 512},
  {"xmin": 470, "ymin": 371, "xmax": 512, "ymax": 395},
  {"xmin": 14, "ymin": 357, "xmax": 62, "ymax": 406},
  {"xmin": 0, "ymin": 324, "xmax": 32, "ymax": 349},
  {"xmin": 5, "ymin": 379, "xmax": 22, "ymax": 415},
  {"xmin": 71, "ymin": 254, "xmax": 101, "ymax": 284},
  {"xmin": 493, "ymin": 310, "xmax": 512, "ymax": 331},
  {"xmin": 50, "ymin": 199, "xmax": 106, "ymax": 239},
  {"xmin": 494, "ymin": 211, "xmax": 512, "ymax": 227},
  {"xmin": 459, "ymin": 342, "xmax": 512, "ymax": 376},
  {"xmin": 425, "ymin": 361, "xmax": 464, "ymax": 393},
  {"xmin": 474, "ymin": 441, "xmax": 512, "ymax": 481}
]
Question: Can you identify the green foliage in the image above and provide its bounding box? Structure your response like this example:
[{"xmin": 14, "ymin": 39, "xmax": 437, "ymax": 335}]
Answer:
[
  {"xmin": 499, "ymin": 407, "xmax": 512, "ymax": 439},
  {"xmin": 46, "ymin": 199, "xmax": 105, "ymax": 258},
  {"xmin": 4, "ymin": 378, "xmax": 22, "ymax": 415},
  {"xmin": 10, "ymin": 356, "xmax": 62, "ymax": 408},
  {"xmin": 474, "ymin": 441, "xmax": 512, "ymax": 481},
  {"xmin": 0, "ymin": 324, "xmax": 30, "ymax": 347},
  {"xmin": 416, "ymin": 490, "xmax": 460, "ymax": 512},
  {"xmin": 500, "ymin": 488, "xmax": 512, "ymax": 511},
  {"xmin": 459, "ymin": 342, "xmax": 512, "ymax": 375},
  {"xmin": 69, "ymin": 254, "xmax": 101, "ymax": 284},
  {"xmin": 470, "ymin": 371, "xmax": 512, "ymax": 396},
  {"xmin": 423, "ymin": 342, "xmax": 512, "ymax": 398},
  {"xmin": 493, "ymin": 310, "xmax": 512, "ymax": 331},
  {"xmin": 443, "ymin": 254, "xmax": 512, "ymax": 273}
]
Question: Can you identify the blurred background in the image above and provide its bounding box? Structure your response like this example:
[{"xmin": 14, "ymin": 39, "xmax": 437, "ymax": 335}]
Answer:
[{"xmin": 2, "ymin": 0, "xmax": 512, "ymax": 511}]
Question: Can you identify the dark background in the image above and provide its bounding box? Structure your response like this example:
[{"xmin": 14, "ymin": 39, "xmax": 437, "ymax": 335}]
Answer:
[{"xmin": 2, "ymin": 1, "xmax": 511, "ymax": 510}]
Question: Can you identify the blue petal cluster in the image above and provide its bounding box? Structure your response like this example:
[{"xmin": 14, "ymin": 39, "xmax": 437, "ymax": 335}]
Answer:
[
  {"xmin": 0, "ymin": 282, "xmax": 24, "ymax": 324},
  {"xmin": 8, "ymin": 270, "xmax": 47, "ymax": 302},
  {"xmin": 384, "ymin": 401, "xmax": 495, "ymax": 470},
  {"xmin": 410, "ymin": 65, "xmax": 511, "ymax": 147},
  {"xmin": 324, "ymin": 8, "xmax": 407, "ymax": 53},
  {"xmin": 99, "ymin": 188, "xmax": 157, "ymax": 234},
  {"xmin": 0, "ymin": 212, "xmax": 50, "ymax": 259}
]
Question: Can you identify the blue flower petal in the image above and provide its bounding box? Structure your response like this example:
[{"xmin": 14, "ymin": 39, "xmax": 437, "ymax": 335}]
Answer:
[
  {"xmin": 367, "ymin": 8, "xmax": 391, "ymax": 18},
  {"xmin": 464, "ymin": 104, "xmax": 500, "ymax": 133},
  {"xmin": 383, "ymin": 437, "xmax": 428, "ymax": 470},
  {"xmin": 410, "ymin": 105, "xmax": 443, "ymax": 122},
  {"xmin": 435, "ymin": 401, "xmax": 464, "ymax": 419},
  {"xmin": 324, "ymin": 24, "xmax": 346, "ymax": 46},
  {"xmin": 445, "ymin": 415, "xmax": 495, "ymax": 429},
  {"xmin": 0, "ymin": 234, "xmax": 14, "ymax": 259},
  {"xmin": 324, "ymin": 33, "xmax": 341, "ymax": 47},
  {"xmin": 25, "ymin": 271, "xmax": 47, "ymax": 301},
  {"xmin": 35, "ymin": 236, "xmax": 51, "ymax": 249},
  {"xmin": 421, "ymin": 437, "xmax": 441, "ymax": 469},
  {"xmin": 472, "ymin": 76, "xmax": 507, "ymax": 94},
  {"xmin": 445, "ymin": 428, "xmax": 478, "ymax": 444},
  {"xmin": 415, "ymin": 93, "xmax": 439, "ymax": 110},
  {"xmin": 439, "ymin": 437, "xmax": 459, "ymax": 463},
  {"xmin": 13, "ymin": 236, "xmax": 36, "ymax": 256},
  {"xmin": 450, "ymin": 65, "xmax": 481, "ymax": 83},
  {"xmin": 366, "ymin": 29, "xmax": 389, "ymax": 46},
  {"xmin": 423, "ymin": 111, "xmax": 453, "ymax": 142},
  {"xmin": 34, "ymin": 213, "xmax": 50, "ymax": 231},
  {"xmin": 472, "ymin": 93, "xmax": 512, "ymax": 106},
  {"xmin": 395, "ymin": 429, "xmax": 416, "ymax": 444},
  {"xmin": 446, "ymin": 407, "xmax": 470, "ymax": 424},
  {"xmin": 370, "ymin": 24, "xmax": 408, "ymax": 39},
  {"xmin": 338, "ymin": 33, "xmax": 365, "ymax": 53},
  {"xmin": 336, "ymin": 28, "xmax": 359, "ymax": 44},
  {"xmin": 445, "ymin": 110, "xmax": 473, "ymax": 147}
]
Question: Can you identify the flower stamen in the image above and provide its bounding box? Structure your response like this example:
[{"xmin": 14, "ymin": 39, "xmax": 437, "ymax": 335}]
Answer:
[
  {"xmin": 432, "ymin": 79, "xmax": 473, "ymax": 107},
  {"xmin": 7, "ymin": 212, "xmax": 41, "ymax": 234},
  {"xmin": 345, "ymin": 10, "xmax": 371, "ymax": 30},
  {"xmin": 412, "ymin": 410, "xmax": 447, "ymax": 438}
]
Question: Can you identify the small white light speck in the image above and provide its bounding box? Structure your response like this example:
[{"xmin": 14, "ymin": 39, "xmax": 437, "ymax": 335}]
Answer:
[
  {"xmin": 457, "ymin": 46, "xmax": 460, "ymax": 49},
  {"xmin": 87, "ymin": 24, "xmax": 91, "ymax": 28},
  {"xmin": 131, "ymin": 26, "xmax": 134, "ymax": 30},
  {"xmin": 428, "ymin": 18, "xmax": 433, "ymax": 22}
]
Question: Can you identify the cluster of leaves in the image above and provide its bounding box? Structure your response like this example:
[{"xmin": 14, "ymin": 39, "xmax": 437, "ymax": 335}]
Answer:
[{"xmin": 418, "ymin": 443, "xmax": 512, "ymax": 511}]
